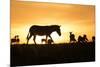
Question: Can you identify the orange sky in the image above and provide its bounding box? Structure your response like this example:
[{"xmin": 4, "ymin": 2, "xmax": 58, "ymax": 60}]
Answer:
[{"xmin": 11, "ymin": 0, "xmax": 95, "ymax": 44}]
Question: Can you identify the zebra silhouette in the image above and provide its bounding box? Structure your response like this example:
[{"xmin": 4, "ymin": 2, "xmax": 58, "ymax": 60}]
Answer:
[{"xmin": 27, "ymin": 25, "xmax": 61, "ymax": 44}]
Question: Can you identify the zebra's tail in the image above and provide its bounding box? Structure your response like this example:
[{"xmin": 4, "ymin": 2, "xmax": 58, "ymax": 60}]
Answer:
[
  {"xmin": 26, "ymin": 32, "xmax": 30, "ymax": 45},
  {"xmin": 27, "ymin": 32, "xmax": 30, "ymax": 40}
]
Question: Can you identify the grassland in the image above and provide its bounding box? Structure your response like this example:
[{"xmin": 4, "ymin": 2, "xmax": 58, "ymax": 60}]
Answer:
[{"xmin": 11, "ymin": 42, "xmax": 95, "ymax": 66}]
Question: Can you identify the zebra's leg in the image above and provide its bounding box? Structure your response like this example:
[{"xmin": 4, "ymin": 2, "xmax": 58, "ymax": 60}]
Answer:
[
  {"xmin": 33, "ymin": 35, "xmax": 36, "ymax": 44},
  {"xmin": 27, "ymin": 34, "xmax": 32, "ymax": 45},
  {"xmin": 45, "ymin": 35, "xmax": 48, "ymax": 44},
  {"xmin": 49, "ymin": 35, "xmax": 54, "ymax": 43}
]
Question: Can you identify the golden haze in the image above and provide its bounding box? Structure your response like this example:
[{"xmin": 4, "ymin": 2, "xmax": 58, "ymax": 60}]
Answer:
[{"xmin": 11, "ymin": 0, "xmax": 95, "ymax": 44}]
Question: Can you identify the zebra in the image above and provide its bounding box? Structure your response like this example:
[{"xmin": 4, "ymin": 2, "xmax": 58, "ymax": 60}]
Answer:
[{"xmin": 26, "ymin": 25, "xmax": 61, "ymax": 44}]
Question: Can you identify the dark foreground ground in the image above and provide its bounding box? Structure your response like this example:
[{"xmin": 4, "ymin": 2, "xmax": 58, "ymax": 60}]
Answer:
[{"xmin": 11, "ymin": 42, "xmax": 95, "ymax": 66}]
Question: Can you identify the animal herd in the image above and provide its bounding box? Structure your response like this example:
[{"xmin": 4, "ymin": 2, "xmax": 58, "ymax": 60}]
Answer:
[{"xmin": 11, "ymin": 25, "xmax": 95, "ymax": 45}]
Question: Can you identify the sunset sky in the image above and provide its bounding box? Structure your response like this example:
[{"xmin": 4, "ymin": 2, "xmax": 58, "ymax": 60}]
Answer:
[{"xmin": 11, "ymin": 0, "xmax": 95, "ymax": 44}]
